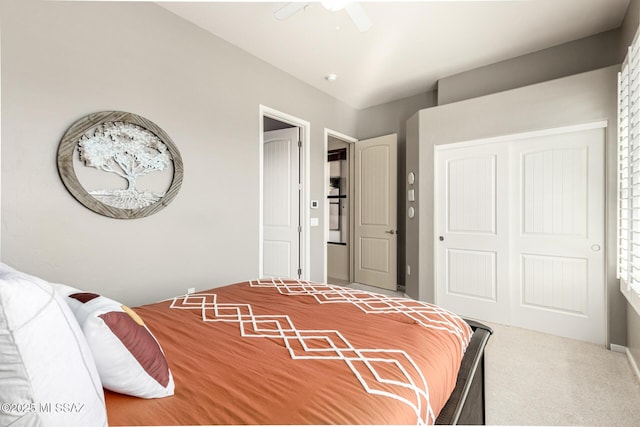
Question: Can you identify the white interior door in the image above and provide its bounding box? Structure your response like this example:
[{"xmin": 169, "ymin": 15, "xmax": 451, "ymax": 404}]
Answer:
[
  {"xmin": 354, "ymin": 134, "xmax": 397, "ymax": 290},
  {"xmin": 435, "ymin": 125, "xmax": 606, "ymax": 344},
  {"xmin": 435, "ymin": 142, "xmax": 511, "ymax": 324},
  {"xmin": 263, "ymin": 127, "xmax": 300, "ymax": 278},
  {"xmin": 511, "ymin": 127, "xmax": 605, "ymax": 344}
]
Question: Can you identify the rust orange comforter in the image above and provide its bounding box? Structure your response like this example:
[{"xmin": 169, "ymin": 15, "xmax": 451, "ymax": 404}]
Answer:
[{"xmin": 105, "ymin": 279, "xmax": 472, "ymax": 425}]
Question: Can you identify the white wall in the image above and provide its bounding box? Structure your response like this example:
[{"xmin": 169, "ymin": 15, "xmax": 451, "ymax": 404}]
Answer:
[
  {"xmin": 0, "ymin": 0, "xmax": 357, "ymax": 305},
  {"xmin": 408, "ymin": 66, "xmax": 623, "ymax": 345}
]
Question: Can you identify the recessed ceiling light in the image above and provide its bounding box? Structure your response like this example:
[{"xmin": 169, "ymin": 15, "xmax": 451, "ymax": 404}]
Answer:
[{"xmin": 325, "ymin": 73, "xmax": 338, "ymax": 82}]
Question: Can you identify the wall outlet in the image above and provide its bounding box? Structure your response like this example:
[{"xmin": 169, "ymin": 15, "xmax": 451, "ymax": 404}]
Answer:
[{"xmin": 187, "ymin": 287, "xmax": 195, "ymax": 294}]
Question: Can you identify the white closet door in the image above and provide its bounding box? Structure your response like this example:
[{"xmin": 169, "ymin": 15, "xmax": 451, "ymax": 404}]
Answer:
[
  {"xmin": 435, "ymin": 125, "xmax": 606, "ymax": 345},
  {"xmin": 435, "ymin": 142, "xmax": 510, "ymax": 324},
  {"xmin": 511, "ymin": 127, "xmax": 605, "ymax": 344}
]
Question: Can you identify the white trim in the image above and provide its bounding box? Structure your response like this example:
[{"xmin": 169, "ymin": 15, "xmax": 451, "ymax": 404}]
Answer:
[
  {"xmin": 618, "ymin": 29, "xmax": 640, "ymax": 312},
  {"xmin": 323, "ymin": 128, "xmax": 358, "ymax": 284},
  {"xmin": 627, "ymin": 348, "xmax": 640, "ymax": 383},
  {"xmin": 434, "ymin": 121, "xmax": 609, "ymax": 151},
  {"xmin": 326, "ymin": 129, "xmax": 358, "ymax": 145},
  {"xmin": 258, "ymin": 108, "xmax": 264, "ymax": 278},
  {"xmin": 259, "ymin": 105, "xmax": 311, "ymax": 280},
  {"xmin": 624, "ymin": 346, "xmax": 640, "ymax": 383},
  {"xmin": 607, "ymin": 346, "xmax": 640, "ymax": 385},
  {"xmin": 610, "ymin": 344, "xmax": 626, "ymax": 353},
  {"xmin": 0, "ymin": 23, "xmax": 2, "ymax": 262}
]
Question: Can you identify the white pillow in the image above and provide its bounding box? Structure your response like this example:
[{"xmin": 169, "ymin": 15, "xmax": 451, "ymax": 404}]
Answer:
[
  {"xmin": 56, "ymin": 284, "xmax": 175, "ymax": 399},
  {"xmin": 0, "ymin": 263, "xmax": 107, "ymax": 427}
]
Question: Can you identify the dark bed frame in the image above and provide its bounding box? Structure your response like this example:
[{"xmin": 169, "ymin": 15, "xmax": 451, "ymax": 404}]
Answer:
[{"xmin": 435, "ymin": 320, "xmax": 493, "ymax": 425}]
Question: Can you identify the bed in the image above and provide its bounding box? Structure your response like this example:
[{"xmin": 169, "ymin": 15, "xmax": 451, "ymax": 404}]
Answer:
[{"xmin": 101, "ymin": 278, "xmax": 492, "ymax": 426}]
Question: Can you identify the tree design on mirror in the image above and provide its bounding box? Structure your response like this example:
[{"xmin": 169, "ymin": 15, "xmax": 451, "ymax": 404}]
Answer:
[{"xmin": 58, "ymin": 111, "xmax": 184, "ymax": 219}]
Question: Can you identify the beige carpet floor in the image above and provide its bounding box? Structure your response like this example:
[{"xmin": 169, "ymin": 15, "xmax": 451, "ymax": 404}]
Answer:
[
  {"xmin": 335, "ymin": 281, "xmax": 640, "ymax": 425},
  {"xmin": 484, "ymin": 322, "xmax": 640, "ymax": 426}
]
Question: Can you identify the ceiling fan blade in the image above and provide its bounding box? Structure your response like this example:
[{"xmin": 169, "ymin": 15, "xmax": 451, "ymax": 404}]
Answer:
[
  {"xmin": 345, "ymin": 2, "xmax": 372, "ymax": 32},
  {"xmin": 274, "ymin": 2, "xmax": 308, "ymax": 21}
]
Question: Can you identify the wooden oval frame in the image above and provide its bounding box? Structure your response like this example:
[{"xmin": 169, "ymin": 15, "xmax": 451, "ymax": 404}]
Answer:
[{"xmin": 57, "ymin": 111, "xmax": 183, "ymax": 219}]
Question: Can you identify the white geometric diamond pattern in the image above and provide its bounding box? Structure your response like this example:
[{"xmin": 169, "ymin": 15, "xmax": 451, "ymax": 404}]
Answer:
[
  {"xmin": 169, "ymin": 279, "xmax": 472, "ymax": 425},
  {"xmin": 250, "ymin": 279, "xmax": 472, "ymax": 356}
]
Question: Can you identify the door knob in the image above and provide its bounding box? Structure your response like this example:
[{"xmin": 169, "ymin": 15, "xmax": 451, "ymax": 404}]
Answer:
[
  {"xmin": 385, "ymin": 230, "xmax": 396, "ymax": 235},
  {"xmin": 439, "ymin": 236, "xmax": 444, "ymax": 241},
  {"xmin": 591, "ymin": 244, "xmax": 601, "ymax": 252}
]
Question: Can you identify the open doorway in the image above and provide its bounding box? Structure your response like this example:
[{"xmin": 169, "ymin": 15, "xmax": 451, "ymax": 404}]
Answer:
[
  {"xmin": 259, "ymin": 106, "xmax": 310, "ymax": 280},
  {"xmin": 324, "ymin": 130, "xmax": 399, "ymax": 292},
  {"xmin": 327, "ymin": 135, "xmax": 353, "ymax": 285}
]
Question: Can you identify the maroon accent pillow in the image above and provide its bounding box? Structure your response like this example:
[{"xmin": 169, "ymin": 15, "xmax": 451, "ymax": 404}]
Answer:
[
  {"xmin": 69, "ymin": 292, "xmax": 100, "ymax": 304},
  {"xmin": 99, "ymin": 311, "xmax": 170, "ymax": 387},
  {"xmin": 59, "ymin": 286, "xmax": 175, "ymax": 399}
]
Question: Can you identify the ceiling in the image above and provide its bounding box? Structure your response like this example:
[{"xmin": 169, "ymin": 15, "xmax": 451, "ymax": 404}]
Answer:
[{"xmin": 157, "ymin": 0, "xmax": 631, "ymax": 109}]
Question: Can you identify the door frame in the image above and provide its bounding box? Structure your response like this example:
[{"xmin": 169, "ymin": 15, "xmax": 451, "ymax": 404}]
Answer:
[
  {"xmin": 259, "ymin": 105, "xmax": 310, "ymax": 280},
  {"xmin": 323, "ymin": 128, "xmax": 357, "ymax": 284},
  {"xmin": 433, "ymin": 120, "xmax": 608, "ymax": 344}
]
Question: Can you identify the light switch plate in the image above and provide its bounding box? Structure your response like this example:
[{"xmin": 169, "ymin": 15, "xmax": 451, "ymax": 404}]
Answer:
[{"xmin": 310, "ymin": 217, "xmax": 319, "ymax": 227}]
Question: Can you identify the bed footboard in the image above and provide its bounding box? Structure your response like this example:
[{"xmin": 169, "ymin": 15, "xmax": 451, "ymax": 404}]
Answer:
[{"xmin": 435, "ymin": 320, "xmax": 492, "ymax": 425}]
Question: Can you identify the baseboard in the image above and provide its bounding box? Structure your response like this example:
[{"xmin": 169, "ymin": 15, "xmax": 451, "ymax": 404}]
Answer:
[
  {"xmin": 616, "ymin": 345, "xmax": 640, "ymax": 383},
  {"xmin": 610, "ymin": 344, "xmax": 626, "ymax": 353}
]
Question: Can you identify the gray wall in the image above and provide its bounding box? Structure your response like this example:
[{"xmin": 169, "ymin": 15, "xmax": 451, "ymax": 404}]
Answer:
[
  {"xmin": 409, "ymin": 66, "xmax": 622, "ymax": 345},
  {"xmin": 0, "ymin": 0, "xmax": 635, "ymax": 339},
  {"xmin": 405, "ymin": 5, "xmax": 630, "ymax": 346},
  {"xmin": 353, "ymin": 25, "xmax": 623, "ymax": 291},
  {"xmin": 0, "ymin": 0, "xmax": 357, "ymax": 306},
  {"xmin": 438, "ymin": 29, "xmax": 621, "ymax": 106},
  {"xmin": 620, "ymin": 0, "xmax": 640, "ymax": 61},
  {"xmin": 629, "ymin": 307, "xmax": 640, "ymax": 368},
  {"xmin": 356, "ymin": 91, "xmax": 436, "ymax": 287},
  {"xmin": 404, "ymin": 114, "xmax": 420, "ymax": 299}
]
